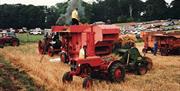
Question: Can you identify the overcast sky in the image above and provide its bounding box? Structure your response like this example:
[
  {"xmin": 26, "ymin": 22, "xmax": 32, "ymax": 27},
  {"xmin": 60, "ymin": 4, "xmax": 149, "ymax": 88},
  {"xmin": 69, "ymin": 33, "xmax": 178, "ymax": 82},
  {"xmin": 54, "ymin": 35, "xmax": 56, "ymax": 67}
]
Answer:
[{"xmin": 0, "ymin": 0, "xmax": 173, "ymax": 6}]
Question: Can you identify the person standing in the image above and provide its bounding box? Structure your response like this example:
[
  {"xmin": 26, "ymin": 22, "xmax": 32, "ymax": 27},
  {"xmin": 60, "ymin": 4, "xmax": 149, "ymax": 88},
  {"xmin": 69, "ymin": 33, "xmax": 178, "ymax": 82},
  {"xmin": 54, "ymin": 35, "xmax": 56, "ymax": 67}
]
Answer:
[
  {"xmin": 79, "ymin": 45, "xmax": 87, "ymax": 59},
  {"xmin": 153, "ymin": 40, "xmax": 158, "ymax": 56},
  {"xmin": 71, "ymin": 8, "xmax": 79, "ymax": 25}
]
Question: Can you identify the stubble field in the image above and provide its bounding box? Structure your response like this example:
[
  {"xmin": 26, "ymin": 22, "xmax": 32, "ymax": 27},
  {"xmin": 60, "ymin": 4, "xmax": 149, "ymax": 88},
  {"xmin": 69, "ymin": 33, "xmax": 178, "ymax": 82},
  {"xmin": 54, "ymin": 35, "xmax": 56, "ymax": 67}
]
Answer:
[{"xmin": 0, "ymin": 43, "xmax": 179, "ymax": 91}]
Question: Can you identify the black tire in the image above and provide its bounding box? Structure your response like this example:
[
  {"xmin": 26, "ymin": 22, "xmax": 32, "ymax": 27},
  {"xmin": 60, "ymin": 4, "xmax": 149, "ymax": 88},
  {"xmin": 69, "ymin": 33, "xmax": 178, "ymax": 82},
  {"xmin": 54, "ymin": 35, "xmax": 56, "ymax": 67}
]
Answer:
[
  {"xmin": 38, "ymin": 41, "xmax": 44, "ymax": 54},
  {"xmin": 144, "ymin": 57, "xmax": 153, "ymax": 70},
  {"xmin": 108, "ymin": 62, "xmax": 125, "ymax": 83},
  {"xmin": 0, "ymin": 44, "xmax": 4, "ymax": 48},
  {"xmin": 160, "ymin": 48, "xmax": 168, "ymax": 56},
  {"xmin": 11, "ymin": 38, "xmax": 20, "ymax": 46},
  {"xmin": 16, "ymin": 39, "xmax": 20, "ymax": 46},
  {"xmin": 62, "ymin": 72, "xmax": 73, "ymax": 83},
  {"xmin": 142, "ymin": 48, "xmax": 147, "ymax": 53},
  {"xmin": 48, "ymin": 47, "xmax": 54, "ymax": 57},
  {"xmin": 12, "ymin": 40, "xmax": 18, "ymax": 46},
  {"xmin": 82, "ymin": 76, "xmax": 93, "ymax": 89},
  {"xmin": 150, "ymin": 48, "xmax": 154, "ymax": 54},
  {"xmin": 60, "ymin": 52, "xmax": 68, "ymax": 63},
  {"xmin": 136, "ymin": 65, "xmax": 148, "ymax": 75}
]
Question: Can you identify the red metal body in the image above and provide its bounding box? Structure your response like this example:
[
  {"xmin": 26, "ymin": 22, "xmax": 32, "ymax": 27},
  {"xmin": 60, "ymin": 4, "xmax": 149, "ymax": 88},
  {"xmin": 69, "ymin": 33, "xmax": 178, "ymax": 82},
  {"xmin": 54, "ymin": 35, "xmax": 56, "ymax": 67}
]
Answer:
[
  {"xmin": 141, "ymin": 31, "xmax": 180, "ymax": 55},
  {"xmin": 53, "ymin": 24, "xmax": 125, "ymax": 88},
  {"xmin": 153, "ymin": 31, "xmax": 180, "ymax": 55},
  {"xmin": 140, "ymin": 31, "xmax": 164, "ymax": 53},
  {"xmin": 0, "ymin": 32, "xmax": 19, "ymax": 47},
  {"xmin": 52, "ymin": 24, "xmax": 119, "ymax": 58}
]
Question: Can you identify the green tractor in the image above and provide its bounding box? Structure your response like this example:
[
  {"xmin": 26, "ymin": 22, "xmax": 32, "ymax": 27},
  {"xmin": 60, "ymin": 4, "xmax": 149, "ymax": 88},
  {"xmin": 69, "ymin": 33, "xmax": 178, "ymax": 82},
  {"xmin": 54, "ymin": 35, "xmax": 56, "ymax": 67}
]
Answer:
[{"xmin": 113, "ymin": 41, "xmax": 153, "ymax": 75}]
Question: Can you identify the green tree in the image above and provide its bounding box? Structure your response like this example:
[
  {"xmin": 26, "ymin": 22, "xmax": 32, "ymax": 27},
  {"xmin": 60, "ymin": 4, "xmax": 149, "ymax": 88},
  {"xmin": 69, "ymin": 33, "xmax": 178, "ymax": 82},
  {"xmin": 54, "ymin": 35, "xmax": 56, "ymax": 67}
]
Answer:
[
  {"xmin": 91, "ymin": 0, "xmax": 144, "ymax": 23},
  {"xmin": 170, "ymin": 0, "xmax": 180, "ymax": 19},
  {"xmin": 144, "ymin": 0, "xmax": 168, "ymax": 20},
  {"xmin": 0, "ymin": 4, "xmax": 46, "ymax": 29}
]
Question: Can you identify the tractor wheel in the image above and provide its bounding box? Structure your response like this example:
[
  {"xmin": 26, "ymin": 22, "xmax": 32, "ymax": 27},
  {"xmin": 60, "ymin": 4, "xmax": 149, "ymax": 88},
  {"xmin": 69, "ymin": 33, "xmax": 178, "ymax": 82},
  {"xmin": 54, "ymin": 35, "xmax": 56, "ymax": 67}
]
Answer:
[
  {"xmin": 60, "ymin": 52, "xmax": 68, "ymax": 63},
  {"xmin": 0, "ymin": 44, "xmax": 4, "ymax": 48},
  {"xmin": 150, "ymin": 48, "xmax": 154, "ymax": 54},
  {"xmin": 48, "ymin": 47, "xmax": 54, "ymax": 57},
  {"xmin": 144, "ymin": 57, "xmax": 153, "ymax": 70},
  {"xmin": 80, "ymin": 64, "xmax": 92, "ymax": 76},
  {"xmin": 136, "ymin": 66, "xmax": 147, "ymax": 75},
  {"xmin": 160, "ymin": 48, "xmax": 168, "ymax": 56},
  {"xmin": 109, "ymin": 63, "xmax": 125, "ymax": 83},
  {"xmin": 12, "ymin": 40, "xmax": 18, "ymax": 46},
  {"xmin": 82, "ymin": 76, "xmax": 93, "ymax": 89},
  {"xmin": 38, "ymin": 41, "xmax": 44, "ymax": 54},
  {"xmin": 142, "ymin": 48, "xmax": 147, "ymax": 53},
  {"xmin": 62, "ymin": 72, "xmax": 73, "ymax": 83}
]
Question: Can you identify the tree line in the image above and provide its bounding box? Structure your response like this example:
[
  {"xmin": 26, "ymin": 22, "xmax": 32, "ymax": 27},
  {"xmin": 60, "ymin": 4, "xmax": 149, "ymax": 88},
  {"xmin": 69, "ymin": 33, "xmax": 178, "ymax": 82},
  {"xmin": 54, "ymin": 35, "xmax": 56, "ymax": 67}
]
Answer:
[{"xmin": 0, "ymin": 0, "xmax": 179, "ymax": 29}]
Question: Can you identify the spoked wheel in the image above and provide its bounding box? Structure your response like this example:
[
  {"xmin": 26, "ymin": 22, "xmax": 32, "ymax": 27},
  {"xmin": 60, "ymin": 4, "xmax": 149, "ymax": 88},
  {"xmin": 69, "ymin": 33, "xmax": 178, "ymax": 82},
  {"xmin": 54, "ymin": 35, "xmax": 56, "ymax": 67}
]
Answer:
[
  {"xmin": 62, "ymin": 72, "xmax": 73, "ymax": 83},
  {"xmin": 109, "ymin": 62, "xmax": 125, "ymax": 83},
  {"xmin": 82, "ymin": 76, "xmax": 93, "ymax": 89},
  {"xmin": 48, "ymin": 47, "xmax": 54, "ymax": 57},
  {"xmin": 137, "ymin": 66, "xmax": 147, "ymax": 75}
]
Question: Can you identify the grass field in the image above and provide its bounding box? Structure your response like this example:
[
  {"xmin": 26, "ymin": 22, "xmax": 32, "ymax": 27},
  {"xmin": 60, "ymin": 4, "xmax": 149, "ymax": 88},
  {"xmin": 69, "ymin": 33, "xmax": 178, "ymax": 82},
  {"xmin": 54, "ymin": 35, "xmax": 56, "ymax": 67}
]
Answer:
[
  {"xmin": 0, "ymin": 42, "xmax": 179, "ymax": 91},
  {"xmin": 17, "ymin": 33, "xmax": 43, "ymax": 44},
  {"xmin": 0, "ymin": 54, "xmax": 45, "ymax": 91}
]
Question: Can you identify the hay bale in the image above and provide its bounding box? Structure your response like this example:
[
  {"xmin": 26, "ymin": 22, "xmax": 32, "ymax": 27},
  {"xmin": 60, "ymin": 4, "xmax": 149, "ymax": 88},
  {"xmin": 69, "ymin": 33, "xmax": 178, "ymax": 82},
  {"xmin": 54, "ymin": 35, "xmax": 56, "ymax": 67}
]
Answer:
[{"xmin": 119, "ymin": 34, "xmax": 137, "ymax": 46}]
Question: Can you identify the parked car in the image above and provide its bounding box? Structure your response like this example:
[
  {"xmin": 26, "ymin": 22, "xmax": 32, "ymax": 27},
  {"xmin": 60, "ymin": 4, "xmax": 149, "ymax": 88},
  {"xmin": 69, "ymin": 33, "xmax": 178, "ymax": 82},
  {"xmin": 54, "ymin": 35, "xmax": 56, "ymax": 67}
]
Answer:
[
  {"xmin": 0, "ymin": 32, "xmax": 20, "ymax": 48},
  {"xmin": 29, "ymin": 28, "xmax": 43, "ymax": 35},
  {"xmin": 29, "ymin": 31, "xmax": 42, "ymax": 35}
]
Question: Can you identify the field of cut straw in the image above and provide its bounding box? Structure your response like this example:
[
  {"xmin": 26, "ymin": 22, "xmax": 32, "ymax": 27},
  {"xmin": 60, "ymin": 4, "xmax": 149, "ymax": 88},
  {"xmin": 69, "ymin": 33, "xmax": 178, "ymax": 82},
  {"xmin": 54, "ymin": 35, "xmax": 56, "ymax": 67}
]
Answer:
[{"xmin": 0, "ymin": 43, "xmax": 179, "ymax": 91}]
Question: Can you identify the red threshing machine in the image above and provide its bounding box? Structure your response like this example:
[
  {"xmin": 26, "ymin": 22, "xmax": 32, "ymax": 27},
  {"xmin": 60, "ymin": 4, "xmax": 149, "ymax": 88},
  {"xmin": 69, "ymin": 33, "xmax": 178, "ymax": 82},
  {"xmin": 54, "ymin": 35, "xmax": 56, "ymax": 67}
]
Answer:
[
  {"xmin": 141, "ymin": 31, "xmax": 180, "ymax": 56},
  {"xmin": 153, "ymin": 31, "xmax": 180, "ymax": 56},
  {"xmin": 140, "ymin": 31, "xmax": 164, "ymax": 53},
  {"xmin": 52, "ymin": 24, "xmax": 125, "ymax": 88}
]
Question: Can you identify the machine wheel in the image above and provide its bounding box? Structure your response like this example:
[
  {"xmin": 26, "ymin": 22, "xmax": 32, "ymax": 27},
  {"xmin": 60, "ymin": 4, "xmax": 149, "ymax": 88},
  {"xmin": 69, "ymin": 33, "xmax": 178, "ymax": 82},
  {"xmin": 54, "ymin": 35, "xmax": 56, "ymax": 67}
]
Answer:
[
  {"xmin": 109, "ymin": 63, "xmax": 125, "ymax": 83},
  {"xmin": 150, "ymin": 48, "xmax": 154, "ymax": 54},
  {"xmin": 144, "ymin": 57, "xmax": 153, "ymax": 70},
  {"xmin": 160, "ymin": 48, "xmax": 168, "ymax": 56},
  {"xmin": 0, "ymin": 43, "xmax": 4, "ymax": 48},
  {"xmin": 80, "ymin": 64, "xmax": 92, "ymax": 76},
  {"xmin": 38, "ymin": 41, "xmax": 44, "ymax": 54},
  {"xmin": 142, "ymin": 48, "xmax": 147, "ymax": 53},
  {"xmin": 137, "ymin": 66, "xmax": 147, "ymax": 75},
  {"xmin": 82, "ymin": 76, "xmax": 93, "ymax": 89},
  {"xmin": 62, "ymin": 72, "xmax": 73, "ymax": 83},
  {"xmin": 12, "ymin": 40, "xmax": 18, "ymax": 46},
  {"xmin": 60, "ymin": 52, "xmax": 68, "ymax": 63},
  {"xmin": 48, "ymin": 47, "xmax": 54, "ymax": 57}
]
